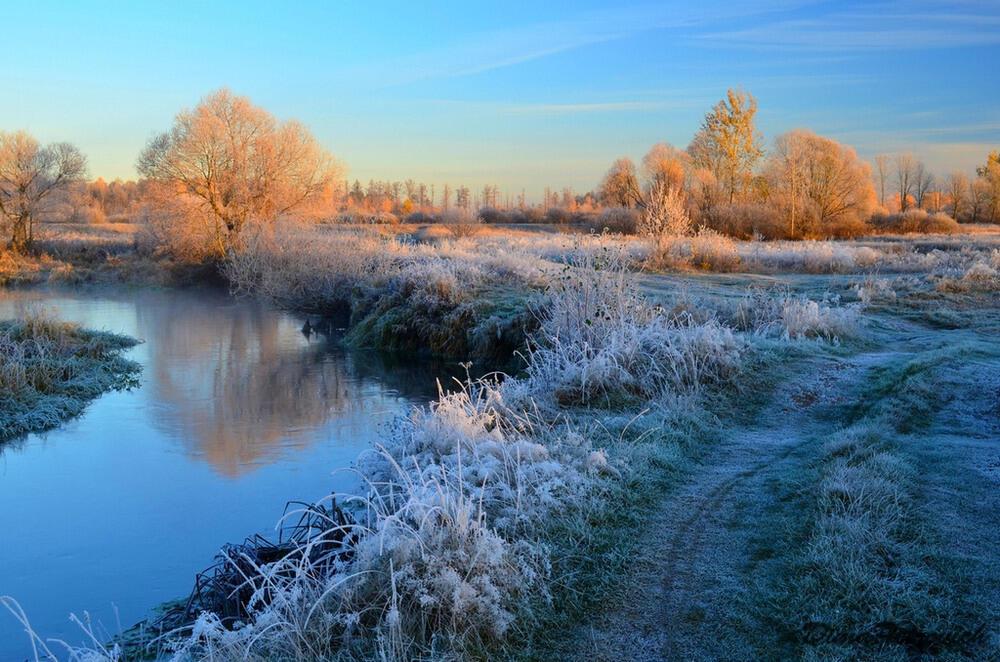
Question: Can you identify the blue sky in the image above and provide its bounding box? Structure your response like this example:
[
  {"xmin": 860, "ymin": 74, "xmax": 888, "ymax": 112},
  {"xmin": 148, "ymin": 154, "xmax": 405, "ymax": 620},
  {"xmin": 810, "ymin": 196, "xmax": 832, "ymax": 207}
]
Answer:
[{"xmin": 3, "ymin": 1, "xmax": 998, "ymax": 198}]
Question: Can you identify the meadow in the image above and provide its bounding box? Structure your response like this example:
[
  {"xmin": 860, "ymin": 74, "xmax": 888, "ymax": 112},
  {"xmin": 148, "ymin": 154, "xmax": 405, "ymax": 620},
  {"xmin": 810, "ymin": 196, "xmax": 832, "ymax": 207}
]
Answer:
[
  {"xmin": 2, "ymin": 84, "xmax": 999, "ymax": 660},
  {"xmin": 3, "ymin": 217, "xmax": 997, "ymax": 661}
]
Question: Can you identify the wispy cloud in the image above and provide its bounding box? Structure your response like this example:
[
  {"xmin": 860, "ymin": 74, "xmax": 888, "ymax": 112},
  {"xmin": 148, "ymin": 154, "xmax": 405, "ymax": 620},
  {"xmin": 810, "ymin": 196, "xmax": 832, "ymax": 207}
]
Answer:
[
  {"xmin": 698, "ymin": 1, "xmax": 1000, "ymax": 51},
  {"xmin": 415, "ymin": 93, "xmax": 714, "ymax": 117},
  {"xmin": 338, "ymin": 1, "xmax": 813, "ymax": 85}
]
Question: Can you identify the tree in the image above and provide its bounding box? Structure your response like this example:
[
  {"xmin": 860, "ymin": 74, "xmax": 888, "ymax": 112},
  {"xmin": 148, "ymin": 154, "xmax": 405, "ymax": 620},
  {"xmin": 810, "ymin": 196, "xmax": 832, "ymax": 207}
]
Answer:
[
  {"xmin": 969, "ymin": 178, "xmax": 991, "ymax": 223},
  {"xmin": 894, "ymin": 153, "xmax": 916, "ymax": 211},
  {"xmin": 599, "ymin": 157, "xmax": 642, "ymax": 208},
  {"xmin": 137, "ymin": 89, "xmax": 339, "ymax": 257},
  {"xmin": 0, "ymin": 131, "xmax": 87, "ymax": 250},
  {"xmin": 641, "ymin": 180, "xmax": 691, "ymax": 236},
  {"xmin": 874, "ymin": 154, "xmax": 890, "ymax": 208},
  {"xmin": 441, "ymin": 183, "xmax": 452, "ymax": 211},
  {"xmin": 947, "ymin": 172, "xmax": 969, "ymax": 221},
  {"xmin": 765, "ymin": 130, "xmax": 876, "ymax": 237},
  {"xmin": 642, "ymin": 142, "xmax": 687, "ymax": 192},
  {"xmin": 455, "ymin": 185, "xmax": 470, "ymax": 211},
  {"xmin": 688, "ymin": 89, "xmax": 764, "ymax": 204},
  {"xmin": 913, "ymin": 161, "xmax": 934, "ymax": 209},
  {"xmin": 977, "ymin": 151, "xmax": 1000, "ymax": 223}
]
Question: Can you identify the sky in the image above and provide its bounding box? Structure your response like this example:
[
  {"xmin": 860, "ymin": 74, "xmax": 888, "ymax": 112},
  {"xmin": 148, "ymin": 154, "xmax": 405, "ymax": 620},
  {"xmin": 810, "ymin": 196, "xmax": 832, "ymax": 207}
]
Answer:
[{"xmin": 3, "ymin": 0, "xmax": 999, "ymax": 199}]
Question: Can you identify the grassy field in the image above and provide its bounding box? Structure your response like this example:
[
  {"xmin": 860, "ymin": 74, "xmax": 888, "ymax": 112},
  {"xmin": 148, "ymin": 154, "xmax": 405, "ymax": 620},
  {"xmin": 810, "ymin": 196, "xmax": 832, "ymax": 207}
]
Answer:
[{"xmin": 2, "ymin": 222, "xmax": 999, "ymax": 660}]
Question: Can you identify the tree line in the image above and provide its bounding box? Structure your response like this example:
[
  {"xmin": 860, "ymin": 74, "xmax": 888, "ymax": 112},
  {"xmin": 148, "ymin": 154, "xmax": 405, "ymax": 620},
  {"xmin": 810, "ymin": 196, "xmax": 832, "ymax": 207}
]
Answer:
[
  {"xmin": 597, "ymin": 89, "xmax": 1000, "ymax": 240},
  {"xmin": 1, "ymin": 88, "xmax": 998, "ymax": 256}
]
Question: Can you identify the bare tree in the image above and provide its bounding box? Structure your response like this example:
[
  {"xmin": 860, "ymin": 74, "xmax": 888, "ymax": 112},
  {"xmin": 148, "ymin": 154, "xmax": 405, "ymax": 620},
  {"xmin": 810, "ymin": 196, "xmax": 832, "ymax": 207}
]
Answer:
[
  {"xmin": 894, "ymin": 153, "xmax": 917, "ymax": 211},
  {"xmin": 137, "ymin": 89, "xmax": 340, "ymax": 257},
  {"xmin": 688, "ymin": 89, "xmax": 764, "ymax": 204},
  {"xmin": 0, "ymin": 131, "xmax": 87, "ymax": 251},
  {"xmin": 599, "ymin": 157, "xmax": 642, "ymax": 208},
  {"xmin": 766, "ymin": 130, "xmax": 876, "ymax": 237},
  {"xmin": 874, "ymin": 154, "xmax": 890, "ymax": 208},
  {"xmin": 455, "ymin": 185, "xmax": 470, "ymax": 211},
  {"xmin": 913, "ymin": 161, "xmax": 934, "ymax": 209},
  {"xmin": 441, "ymin": 183, "xmax": 452, "ymax": 211},
  {"xmin": 642, "ymin": 142, "xmax": 687, "ymax": 192},
  {"xmin": 947, "ymin": 172, "xmax": 969, "ymax": 221},
  {"xmin": 969, "ymin": 178, "xmax": 991, "ymax": 223}
]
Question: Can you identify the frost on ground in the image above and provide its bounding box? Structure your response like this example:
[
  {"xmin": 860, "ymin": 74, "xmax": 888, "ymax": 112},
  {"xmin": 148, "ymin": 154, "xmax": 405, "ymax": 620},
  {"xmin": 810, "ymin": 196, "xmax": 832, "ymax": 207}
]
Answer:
[
  {"xmin": 0, "ymin": 313, "xmax": 140, "ymax": 442},
  {"xmin": 7, "ymin": 229, "xmax": 1000, "ymax": 661},
  {"xmin": 558, "ymin": 280, "xmax": 1000, "ymax": 660}
]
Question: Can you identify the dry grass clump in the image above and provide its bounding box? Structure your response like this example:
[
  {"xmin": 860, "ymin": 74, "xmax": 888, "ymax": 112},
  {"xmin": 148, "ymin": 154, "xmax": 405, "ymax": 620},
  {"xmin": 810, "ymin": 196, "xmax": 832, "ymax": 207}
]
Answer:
[
  {"xmin": 731, "ymin": 287, "xmax": 862, "ymax": 341},
  {"xmin": 520, "ymin": 245, "xmax": 743, "ymax": 406},
  {"xmin": 936, "ymin": 251, "xmax": 1000, "ymax": 293},
  {"xmin": 0, "ymin": 313, "xmax": 140, "ymax": 442},
  {"xmin": 648, "ymin": 228, "xmax": 741, "ymax": 272}
]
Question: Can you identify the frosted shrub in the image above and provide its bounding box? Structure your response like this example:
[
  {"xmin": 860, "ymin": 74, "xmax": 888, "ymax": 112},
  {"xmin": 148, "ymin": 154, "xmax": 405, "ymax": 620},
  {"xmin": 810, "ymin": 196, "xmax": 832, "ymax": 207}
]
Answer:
[
  {"xmin": 734, "ymin": 288, "xmax": 861, "ymax": 341},
  {"xmin": 780, "ymin": 297, "xmax": 861, "ymax": 341},
  {"xmin": 648, "ymin": 227, "xmax": 741, "ymax": 272},
  {"xmin": 525, "ymin": 246, "xmax": 743, "ymax": 405},
  {"xmin": 640, "ymin": 182, "xmax": 690, "ymax": 237}
]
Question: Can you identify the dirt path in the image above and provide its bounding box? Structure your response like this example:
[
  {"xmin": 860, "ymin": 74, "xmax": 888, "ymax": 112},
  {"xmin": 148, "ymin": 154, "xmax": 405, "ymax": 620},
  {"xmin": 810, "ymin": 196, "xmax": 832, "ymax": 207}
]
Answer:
[
  {"xmin": 560, "ymin": 348, "xmax": 871, "ymax": 661},
  {"xmin": 556, "ymin": 304, "xmax": 1000, "ymax": 661}
]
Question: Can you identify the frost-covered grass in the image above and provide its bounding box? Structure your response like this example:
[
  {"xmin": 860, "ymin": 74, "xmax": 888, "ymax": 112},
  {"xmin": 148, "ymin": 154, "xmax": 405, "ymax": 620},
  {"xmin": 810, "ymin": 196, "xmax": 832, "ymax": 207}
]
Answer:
[
  {"xmin": 729, "ymin": 287, "xmax": 863, "ymax": 342},
  {"xmin": 0, "ymin": 314, "xmax": 141, "ymax": 442},
  {"xmin": 151, "ymin": 247, "xmax": 744, "ymax": 660},
  {"xmin": 9, "ymin": 241, "xmax": 755, "ymax": 661},
  {"xmin": 777, "ymin": 351, "xmax": 984, "ymax": 660},
  {"xmin": 225, "ymin": 224, "xmax": 551, "ymax": 360}
]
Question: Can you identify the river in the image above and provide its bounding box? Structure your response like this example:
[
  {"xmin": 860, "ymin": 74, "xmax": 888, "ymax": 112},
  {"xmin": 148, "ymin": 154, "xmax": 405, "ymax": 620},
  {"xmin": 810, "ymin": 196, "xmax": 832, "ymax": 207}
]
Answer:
[{"xmin": 0, "ymin": 286, "xmax": 454, "ymax": 659}]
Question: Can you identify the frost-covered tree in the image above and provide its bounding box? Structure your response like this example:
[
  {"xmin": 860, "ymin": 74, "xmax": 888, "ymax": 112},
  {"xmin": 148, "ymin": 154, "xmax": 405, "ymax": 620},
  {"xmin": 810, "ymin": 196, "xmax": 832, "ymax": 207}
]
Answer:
[
  {"xmin": 640, "ymin": 180, "xmax": 691, "ymax": 236},
  {"xmin": 874, "ymin": 154, "xmax": 890, "ymax": 208},
  {"xmin": 0, "ymin": 131, "xmax": 87, "ymax": 250},
  {"xmin": 977, "ymin": 151, "xmax": 1000, "ymax": 223},
  {"xmin": 137, "ymin": 89, "xmax": 339, "ymax": 257},
  {"xmin": 642, "ymin": 142, "xmax": 688, "ymax": 192}
]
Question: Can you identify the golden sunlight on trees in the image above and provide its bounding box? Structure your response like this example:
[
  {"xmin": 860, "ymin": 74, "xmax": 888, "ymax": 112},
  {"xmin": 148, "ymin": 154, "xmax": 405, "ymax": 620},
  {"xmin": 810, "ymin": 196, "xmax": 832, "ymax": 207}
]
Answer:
[
  {"xmin": 765, "ymin": 130, "xmax": 876, "ymax": 238},
  {"xmin": 137, "ymin": 89, "xmax": 341, "ymax": 259},
  {"xmin": 688, "ymin": 89, "xmax": 763, "ymax": 205},
  {"xmin": 0, "ymin": 131, "xmax": 87, "ymax": 251},
  {"xmin": 894, "ymin": 153, "xmax": 917, "ymax": 212},
  {"xmin": 599, "ymin": 158, "xmax": 642, "ymax": 208},
  {"xmin": 977, "ymin": 150, "xmax": 1000, "ymax": 222}
]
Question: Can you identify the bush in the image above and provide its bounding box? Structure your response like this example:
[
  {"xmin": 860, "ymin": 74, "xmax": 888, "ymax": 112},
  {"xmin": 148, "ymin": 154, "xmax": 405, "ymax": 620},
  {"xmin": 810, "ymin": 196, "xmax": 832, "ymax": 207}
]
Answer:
[
  {"xmin": 545, "ymin": 207, "xmax": 571, "ymax": 224},
  {"xmin": 523, "ymin": 207, "xmax": 546, "ymax": 223},
  {"xmin": 403, "ymin": 211, "xmax": 434, "ymax": 224},
  {"xmin": 477, "ymin": 206, "xmax": 505, "ymax": 224},
  {"xmin": 649, "ymin": 228, "xmax": 741, "ymax": 272},
  {"xmin": 871, "ymin": 209, "xmax": 960, "ymax": 235},
  {"xmin": 707, "ymin": 203, "xmax": 786, "ymax": 239},
  {"xmin": 587, "ymin": 207, "xmax": 638, "ymax": 235}
]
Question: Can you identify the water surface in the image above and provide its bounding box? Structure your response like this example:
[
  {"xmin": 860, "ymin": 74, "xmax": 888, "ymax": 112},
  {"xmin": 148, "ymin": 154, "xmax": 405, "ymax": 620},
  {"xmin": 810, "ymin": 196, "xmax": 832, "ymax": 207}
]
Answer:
[{"xmin": 0, "ymin": 287, "xmax": 452, "ymax": 658}]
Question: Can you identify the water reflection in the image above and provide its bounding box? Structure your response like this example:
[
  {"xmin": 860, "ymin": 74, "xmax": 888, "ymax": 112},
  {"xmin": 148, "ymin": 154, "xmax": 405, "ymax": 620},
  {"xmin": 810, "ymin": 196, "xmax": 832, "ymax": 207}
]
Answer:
[
  {"xmin": 0, "ymin": 286, "xmax": 457, "ymax": 658},
  {"xmin": 138, "ymin": 299, "xmax": 361, "ymax": 476}
]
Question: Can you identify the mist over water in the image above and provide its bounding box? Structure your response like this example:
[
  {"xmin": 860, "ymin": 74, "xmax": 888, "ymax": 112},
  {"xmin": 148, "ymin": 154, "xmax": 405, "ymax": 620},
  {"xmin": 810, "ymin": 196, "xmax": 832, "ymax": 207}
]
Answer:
[{"xmin": 0, "ymin": 287, "xmax": 453, "ymax": 658}]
